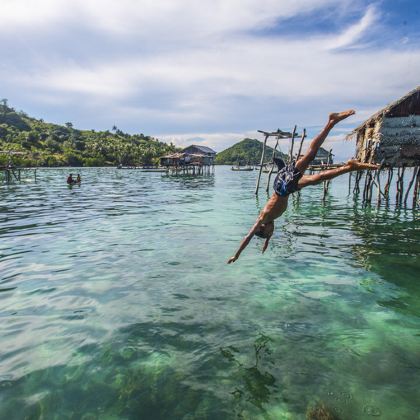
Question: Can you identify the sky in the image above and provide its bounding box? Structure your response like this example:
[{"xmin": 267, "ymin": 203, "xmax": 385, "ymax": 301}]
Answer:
[{"xmin": 1, "ymin": 0, "xmax": 419, "ymax": 160}]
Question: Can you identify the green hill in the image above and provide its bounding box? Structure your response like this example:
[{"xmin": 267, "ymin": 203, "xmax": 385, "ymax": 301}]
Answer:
[
  {"xmin": 215, "ymin": 138, "xmax": 287, "ymax": 165},
  {"xmin": 0, "ymin": 100, "xmax": 177, "ymax": 167}
]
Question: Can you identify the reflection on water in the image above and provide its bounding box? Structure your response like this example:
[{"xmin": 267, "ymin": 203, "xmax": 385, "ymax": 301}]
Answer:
[{"xmin": 0, "ymin": 167, "xmax": 419, "ymax": 419}]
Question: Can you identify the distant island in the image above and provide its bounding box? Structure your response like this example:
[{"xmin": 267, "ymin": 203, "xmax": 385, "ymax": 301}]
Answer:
[
  {"xmin": 1, "ymin": 100, "xmax": 289, "ymax": 168},
  {"xmin": 0, "ymin": 100, "xmax": 177, "ymax": 167},
  {"xmin": 215, "ymin": 138, "xmax": 287, "ymax": 165}
]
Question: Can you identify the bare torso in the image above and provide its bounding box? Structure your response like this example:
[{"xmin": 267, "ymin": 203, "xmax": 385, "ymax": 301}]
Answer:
[{"xmin": 259, "ymin": 193, "xmax": 288, "ymax": 223}]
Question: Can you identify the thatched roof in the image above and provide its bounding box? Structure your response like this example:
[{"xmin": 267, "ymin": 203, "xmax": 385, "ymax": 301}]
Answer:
[
  {"xmin": 183, "ymin": 145, "xmax": 216, "ymax": 155},
  {"xmin": 346, "ymin": 86, "xmax": 420, "ymax": 139},
  {"xmin": 160, "ymin": 152, "xmax": 210, "ymax": 159}
]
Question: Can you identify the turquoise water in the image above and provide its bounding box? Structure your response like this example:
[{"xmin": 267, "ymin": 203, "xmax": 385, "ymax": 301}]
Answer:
[{"xmin": 0, "ymin": 167, "xmax": 419, "ymax": 419}]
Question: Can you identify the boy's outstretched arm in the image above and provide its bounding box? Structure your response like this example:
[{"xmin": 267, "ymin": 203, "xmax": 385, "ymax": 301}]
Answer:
[{"xmin": 227, "ymin": 218, "xmax": 263, "ymax": 264}]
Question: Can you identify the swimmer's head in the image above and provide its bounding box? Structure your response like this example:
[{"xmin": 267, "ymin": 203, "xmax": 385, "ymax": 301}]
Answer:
[{"xmin": 255, "ymin": 222, "xmax": 274, "ymax": 239}]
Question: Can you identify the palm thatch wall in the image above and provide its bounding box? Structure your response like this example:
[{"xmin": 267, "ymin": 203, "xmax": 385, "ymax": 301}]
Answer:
[{"xmin": 347, "ymin": 87, "xmax": 420, "ymax": 167}]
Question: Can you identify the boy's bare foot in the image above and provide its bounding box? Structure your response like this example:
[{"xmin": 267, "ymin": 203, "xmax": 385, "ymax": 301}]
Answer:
[
  {"xmin": 329, "ymin": 110, "xmax": 355, "ymax": 124},
  {"xmin": 347, "ymin": 159, "xmax": 380, "ymax": 170}
]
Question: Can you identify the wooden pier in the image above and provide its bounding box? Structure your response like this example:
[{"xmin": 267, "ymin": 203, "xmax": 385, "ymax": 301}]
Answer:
[
  {"xmin": 1, "ymin": 151, "xmax": 37, "ymax": 184},
  {"xmin": 165, "ymin": 164, "xmax": 214, "ymax": 176},
  {"xmin": 1, "ymin": 166, "xmax": 37, "ymax": 183}
]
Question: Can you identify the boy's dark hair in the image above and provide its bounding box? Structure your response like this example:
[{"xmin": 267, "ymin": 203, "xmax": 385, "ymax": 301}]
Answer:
[{"xmin": 255, "ymin": 227, "xmax": 269, "ymax": 239}]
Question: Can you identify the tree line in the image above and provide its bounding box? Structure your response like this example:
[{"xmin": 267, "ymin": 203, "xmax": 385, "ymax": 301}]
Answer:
[{"xmin": 0, "ymin": 100, "xmax": 177, "ymax": 167}]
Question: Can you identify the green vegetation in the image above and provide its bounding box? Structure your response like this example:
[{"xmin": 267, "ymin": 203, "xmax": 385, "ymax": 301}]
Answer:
[
  {"xmin": 0, "ymin": 99, "xmax": 177, "ymax": 167},
  {"xmin": 215, "ymin": 138, "xmax": 287, "ymax": 165}
]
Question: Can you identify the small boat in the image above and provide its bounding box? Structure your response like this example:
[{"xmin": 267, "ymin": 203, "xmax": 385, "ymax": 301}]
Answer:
[{"xmin": 231, "ymin": 165, "xmax": 254, "ymax": 171}]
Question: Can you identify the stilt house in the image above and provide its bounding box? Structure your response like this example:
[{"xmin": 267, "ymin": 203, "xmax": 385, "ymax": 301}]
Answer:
[{"xmin": 347, "ymin": 86, "xmax": 420, "ymax": 166}]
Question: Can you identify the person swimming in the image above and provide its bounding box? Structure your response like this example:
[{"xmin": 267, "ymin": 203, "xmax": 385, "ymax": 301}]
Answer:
[{"xmin": 67, "ymin": 173, "xmax": 75, "ymax": 185}]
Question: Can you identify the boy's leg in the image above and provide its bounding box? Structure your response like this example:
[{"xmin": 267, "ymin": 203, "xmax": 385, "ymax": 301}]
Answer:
[
  {"xmin": 295, "ymin": 110, "xmax": 355, "ymax": 174},
  {"xmin": 298, "ymin": 160, "xmax": 379, "ymax": 188}
]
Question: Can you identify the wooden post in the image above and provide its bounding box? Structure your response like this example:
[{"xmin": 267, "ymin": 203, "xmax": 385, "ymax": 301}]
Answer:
[
  {"xmin": 376, "ymin": 168, "xmax": 381, "ymax": 206},
  {"xmin": 395, "ymin": 167, "xmax": 401, "ymax": 205},
  {"xmin": 348, "ymin": 172, "xmax": 352, "ymax": 195},
  {"xmin": 288, "ymin": 125, "xmax": 297, "ymax": 163},
  {"xmin": 404, "ymin": 167, "xmax": 418, "ymax": 207},
  {"xmin": 384, "ymin": 167, "xmax": 393, "ymax": 199},
  {"xmin": 255, "ymin": 133, "xmax": 269, "ymax": 195},
  {"xmin": 412, "ymin": 167, "xmax": 420, "ymax": 208},
  {"xmin": 399, "ymin": 165, "xmax": 406, "ymax": 206},
  {"xmin": 322, "ymin": 149, "xmax": 332, "ymax": 201},
  {"xmin": 296, "ymin": 128, "xmax": 306, "ymax": 161},
  {"xmin": 395, "ymin": 166, "xmax": 405, "ymax": 206},
  {"xmin": 368, "ymin": 171, "xmax": 374, "ymax": 203},
  {"xmin": 265, "ymin": 130, "xmax": 282, "ymax": 193},
  {"xmin": 362, "ymin": 170, "xmax": 370, "ymax": 203}
]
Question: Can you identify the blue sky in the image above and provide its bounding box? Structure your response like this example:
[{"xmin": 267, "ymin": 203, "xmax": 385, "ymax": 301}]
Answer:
[{"xmin": 1, "ymin": 0, "xmax": 419, "ymax": 160}]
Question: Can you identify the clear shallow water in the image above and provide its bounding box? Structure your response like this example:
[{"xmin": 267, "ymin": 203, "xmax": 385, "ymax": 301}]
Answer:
[{"xmin": 0, "ymin": 167, "xmax": 419, "ymax": 419}]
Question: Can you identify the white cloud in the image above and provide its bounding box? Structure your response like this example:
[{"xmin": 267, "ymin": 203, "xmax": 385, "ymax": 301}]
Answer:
[
  {"xmin": 325, "ymin": 4, "xmax": 378, "ymax": 50},
  {"xmin": 1, "ymin": 0, "xmax": 419, "ymax": 161},
  {"xmin": 0, "ymin": 0, "xmax": 344, "ymax": 36}
]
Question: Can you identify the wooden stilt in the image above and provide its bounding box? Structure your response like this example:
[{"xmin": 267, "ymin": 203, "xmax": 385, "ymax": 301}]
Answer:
[
  {"xmin": 384, "ymin": 167, "xmax": 393, "ymax": 199},
  {"xmin": 412, "ymin": 167, "xmax": 420, "ymax": 208},
  {"xmin": 363, "ymin": 170, "xmax": 374, "ymax": 204},
  {"xmin": 395, "ymin": 166, "xmax": 406, "ymax": 206},
  {"xmin": 296, "ymin": 128, "xmax": 306, "ymax": 161},
  {"xmin": 376, "ymin": 168, "xmax": 381, "ymax": 206},
  {"xmin": 348, "ymin": 172, "xmax": 352, "ymax": 195},
  {"xmin": 322, "ymin": 149, "xmax": 333, "ymax": 201},
  {"xmin": 395, "ymin": 167, "xmax": 402, "ymax": 205},
  {"xmin": 255, "ymin": 134, "xmax": 269, "ymax": 195},
  {"xmin": 362, "ymin": 170, "xmax": 369, "ymax": 202},
  {"xmin": 399, "ymin": 165, "xmax": 406, "ymax": 206},
  {"xmin": 404, "ymin": 167, "xmax": 418, "ymax": 207},
  {"xmin": 288, "ymin": 125, "xmax": 298, "ymax": 163},
  {"xmin": 265, "ymin": 130, "xmax": 283, "ymax": 193},
  {"xmin": 353, "ymin": 171, "xmax": 361, "ymax": 195}
]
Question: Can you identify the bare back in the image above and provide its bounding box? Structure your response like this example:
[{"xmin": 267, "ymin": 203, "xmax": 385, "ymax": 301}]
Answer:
[{"xmin": 260, "ymin": 193, "xmax": 288, "ymax": 223}]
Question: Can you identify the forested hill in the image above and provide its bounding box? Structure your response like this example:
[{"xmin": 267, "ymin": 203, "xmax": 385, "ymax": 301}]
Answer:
[
  {"xmin": 0, "ymin": 100, "xmax": 177, "ymax": 167},
  {"xmin": 215, "ymin": 138, "xmax": 287, "ymax": 165}
]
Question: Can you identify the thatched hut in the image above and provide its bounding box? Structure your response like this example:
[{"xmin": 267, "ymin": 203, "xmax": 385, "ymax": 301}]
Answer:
[
  {"xmin": 347, "ymin": 86, "xmax": 420, "ymax": 167},
  {"xmin": 160, "ymin": 152, "xmax": 212, "ymax": 166}
]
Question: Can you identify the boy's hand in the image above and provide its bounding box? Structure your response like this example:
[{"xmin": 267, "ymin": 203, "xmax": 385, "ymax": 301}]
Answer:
[{"xmin": 227, "ymin": 256, "xmax": 237, "ymax": 264}]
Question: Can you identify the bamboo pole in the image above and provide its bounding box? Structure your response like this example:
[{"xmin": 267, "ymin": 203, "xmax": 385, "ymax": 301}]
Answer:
[
  {"xmin": 399, "ymin": 165, "xmax": 406, "ymax": 206},
  {"xmin": 404, "ymin": 167, "xmax": 418, "ymax": 207},
  {"xmin": 255, "ymin": 133, "xmax": 269, "ymax": 195},
  {"xmin": 412, "ymin": 167, "xmax": 420, "ymax": 208},
  {"xmin": 265, "ymin": 130, "xmax": 282, "ymax": 193},
  {"xmin": 384, "ymin": 167, "xmax": 393, "ymax": 199},
  {"xmin": 296, "ymin": 128, "xmax": 306, "ymax": 161},
  {"xmin": 362, "ymin": 170, "xmax": 370, "ymax": 202},
  {"xmin": 322, "ymin": 149, "xmax": 332, "ymax": 201},
  {"xmin": 353, "ymin": 170, "xmax": 361, "ymax": 195},
  {"xmin": 348, "ymin": 172, "xmax": 352, "ymax": 195},
  {"xmin": 288, "ymin": 125, "xmax": 297, "ymax": 163},
  {"xmin": 395, "ymin": 166, "xmax": 405, "ymax": 206},
  {"xmin": 364, "ymin": 170, "xmax": 374, "ymax": 204},
  {"xmin": 376, "ymin": 168, "xmax": 381, "ymax": 206},
  {"xmin": 395, "ymin": 167, "xmax": 402, "ymax": 205}
]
